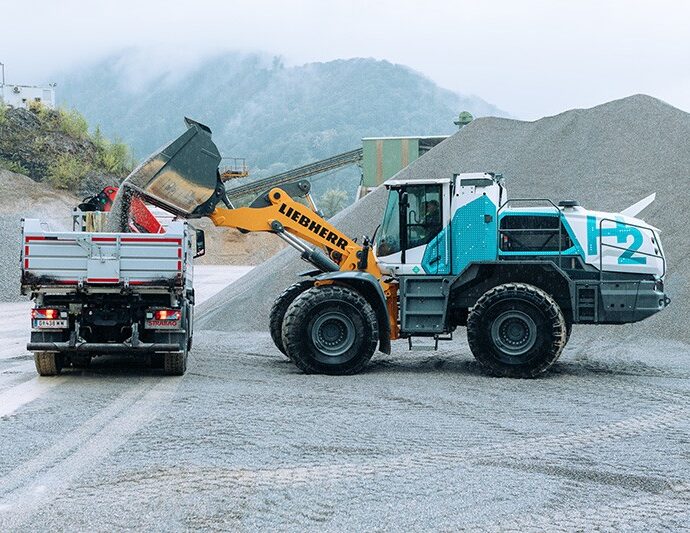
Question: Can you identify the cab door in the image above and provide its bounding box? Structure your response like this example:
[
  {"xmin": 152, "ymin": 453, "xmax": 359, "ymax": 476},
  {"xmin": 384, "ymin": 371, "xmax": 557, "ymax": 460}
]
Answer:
[{"xmin": 375, "ymin": 181, "xmax": 451, "ymax": 275}]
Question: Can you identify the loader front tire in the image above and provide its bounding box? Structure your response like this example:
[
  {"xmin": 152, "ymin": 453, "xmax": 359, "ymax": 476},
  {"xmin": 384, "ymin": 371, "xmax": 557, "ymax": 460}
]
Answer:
[
  {"xmin": 282, "ymin": 285, "xmax": 378, "ymax": 375},
  {"xmin": 34, "ymin": 352, "xmax": 62, "ymax": 376},
  {"xmin": 269, "ymin": 280, "xmax": 314, "ymax": 357},
  {"xmin": 467, "ymin": 283, "xmax": 566, "ymax": 378}
]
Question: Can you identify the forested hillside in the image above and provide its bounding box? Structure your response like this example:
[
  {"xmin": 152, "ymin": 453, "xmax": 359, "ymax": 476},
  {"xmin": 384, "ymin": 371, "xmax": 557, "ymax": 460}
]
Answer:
[{"xmin": 57, "ymin": 53, "xmax": 506, "ymax": 179}]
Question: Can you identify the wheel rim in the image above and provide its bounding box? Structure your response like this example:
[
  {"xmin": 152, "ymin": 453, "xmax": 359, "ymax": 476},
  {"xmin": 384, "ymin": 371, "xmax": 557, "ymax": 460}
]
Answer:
[
  {"xmin": 311, "ymin": 311, "xmax": 356, "ymax": 357},
  {"xmin": 490, "ymin": 310, "xmax": 537, "ymax": 358}
]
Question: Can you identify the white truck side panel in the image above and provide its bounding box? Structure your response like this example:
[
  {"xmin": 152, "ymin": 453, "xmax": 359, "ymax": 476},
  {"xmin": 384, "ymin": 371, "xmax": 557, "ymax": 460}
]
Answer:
[{"xmin": 22, "ymin": 219, "xmax": 190, "ymax": 287}]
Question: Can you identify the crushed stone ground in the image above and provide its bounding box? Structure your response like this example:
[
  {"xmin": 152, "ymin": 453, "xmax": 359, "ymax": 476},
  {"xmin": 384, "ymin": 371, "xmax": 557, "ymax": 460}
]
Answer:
[{"xmin": 0, "ymin": 325, "xmax": 688, "ymax": 530}]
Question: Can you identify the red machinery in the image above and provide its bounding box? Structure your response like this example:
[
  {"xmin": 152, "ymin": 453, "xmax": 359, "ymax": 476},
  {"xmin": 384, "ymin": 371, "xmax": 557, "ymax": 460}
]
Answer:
[{"xmin": 78, "ymin": 186, "xmax": 165, "ymax": 234}]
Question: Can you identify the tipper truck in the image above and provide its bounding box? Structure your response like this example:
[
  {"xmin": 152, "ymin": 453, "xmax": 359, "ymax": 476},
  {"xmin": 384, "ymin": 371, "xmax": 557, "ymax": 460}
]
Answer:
[
  {"xmin": 21, "ymin": 195, "xmax": 206, "ymax": 377},
  {"xmin": 20, "ymin": 122, "xmax": 215, "ymax": 376},
  {"xmin": 38, "ymin": 118, "xmax": 670, "ymax": 378}
]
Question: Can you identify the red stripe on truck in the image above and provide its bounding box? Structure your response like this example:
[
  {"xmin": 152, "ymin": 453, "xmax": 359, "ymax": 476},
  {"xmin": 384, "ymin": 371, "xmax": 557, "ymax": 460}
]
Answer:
[
  {"xmin": 120, "ymin": 237, "xmax": 182, "ymax": 244},
  {"xmin": 24, "ymin": 236, "xmax": 76, "ymax": 242},
  {"xmin": 24, "ymin": 258, "xmax": 29, "ymax": 269},
  {"xmin": 92, "ymin": 237, "xmax": 116, "ymax": 242},
  {"xmin": 87, "ymin": 278, "xmax": 120, "ymax": 283}
]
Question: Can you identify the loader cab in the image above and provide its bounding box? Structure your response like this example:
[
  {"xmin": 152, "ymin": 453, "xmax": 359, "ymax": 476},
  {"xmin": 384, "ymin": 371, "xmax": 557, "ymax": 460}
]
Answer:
[
  {"xmin": 376, "ymin": 178, "xmax": 452, "ymax": 275},
  {"xmin": 375, "ymin": 173, "xmax": 505, "ymax": 276}
]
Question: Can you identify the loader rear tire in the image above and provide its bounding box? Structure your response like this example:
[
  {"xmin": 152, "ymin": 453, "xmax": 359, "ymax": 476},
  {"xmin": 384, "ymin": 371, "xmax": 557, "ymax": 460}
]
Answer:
[
  {"xmin": 467, "ymin": 283, "xmax": 566, "ymax": 378},
  {"xmin": 34, "ymin": 352, "xmax": 62, "ymax": 376},
  {"xmin": 269, "ymin": 280, "xmax": 314, "ymax": 358},
  {"xmin": 282, "ymin": 285, "xmax": 378, "ymax": 375},
  {"xmin": 163, "ymin": 349, "xmax": 187, "ymax": 376}
]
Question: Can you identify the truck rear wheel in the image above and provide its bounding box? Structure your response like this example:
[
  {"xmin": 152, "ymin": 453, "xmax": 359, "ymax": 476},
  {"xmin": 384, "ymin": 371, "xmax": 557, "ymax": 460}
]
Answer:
[
  {"xmin": 269, "ymin": 280, "xmax": 314, "ymax": 358},
  {"xmin": 467, "ymin": 283, "xmax": 566, "ymax": 378},
  {"xmin": 163, "ymin": 349, "xmax": 188, "ymax": 376},
  {"xmin": 34, "ymin": 352, "xmax": 62, "ymax": 376},
  {"xmin": 282, "ymin": 285, "xmax": 378, "ymax": 375}
]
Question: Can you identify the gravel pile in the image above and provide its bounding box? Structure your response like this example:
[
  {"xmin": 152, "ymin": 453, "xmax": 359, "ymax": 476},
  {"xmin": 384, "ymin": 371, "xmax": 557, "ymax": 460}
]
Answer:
[
  {"xmin": 197, "ymin": 94, "xmax": 690, "ymax": 343},
  {"xmin": 0, "ymin": 170, "xmax": 76, "ymax": 302}
]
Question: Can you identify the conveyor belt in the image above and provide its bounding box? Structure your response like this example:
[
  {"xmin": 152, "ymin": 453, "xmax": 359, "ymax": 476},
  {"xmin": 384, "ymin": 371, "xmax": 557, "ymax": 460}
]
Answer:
[{"xmin": 226, "ymin": 148, "xmax": 363, "ymax": 201}]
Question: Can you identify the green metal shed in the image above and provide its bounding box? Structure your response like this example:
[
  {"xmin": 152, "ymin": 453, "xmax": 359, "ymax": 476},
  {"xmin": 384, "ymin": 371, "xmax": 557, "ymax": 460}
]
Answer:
[{"xmin": 358, "ymin": 135, "xmax": 448, "ymax": 198}]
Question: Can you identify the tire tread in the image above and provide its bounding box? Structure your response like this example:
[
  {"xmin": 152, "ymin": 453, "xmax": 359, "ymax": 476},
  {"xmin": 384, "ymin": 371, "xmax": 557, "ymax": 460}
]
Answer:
[
  {"xmin": 282, "ymin": 285, "xmax": 378, "ymax": 375},
  {"xmin": 467, "ymin": 282, "xmax": 566, "ymax": 378},
  {"xmin": 269, "ymin": 280, "xmax": 314, "ymax": 356},
  {"xmin": 34, "ymin": 352, "xmax": 61, "ymax": 376}
]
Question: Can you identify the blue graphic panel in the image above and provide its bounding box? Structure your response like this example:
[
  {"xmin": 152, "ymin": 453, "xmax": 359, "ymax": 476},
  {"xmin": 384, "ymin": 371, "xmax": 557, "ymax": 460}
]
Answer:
[
  {"xmin": 422, "ymin": 225, "xmax": 451, "ymax": 274},
  {"xmin": 587, "ymin": 215, "xmax": 647, "ymax": 264},
  {"xmin": 450, "ymin": 196, "xmax": 498, "ymax": 274}
]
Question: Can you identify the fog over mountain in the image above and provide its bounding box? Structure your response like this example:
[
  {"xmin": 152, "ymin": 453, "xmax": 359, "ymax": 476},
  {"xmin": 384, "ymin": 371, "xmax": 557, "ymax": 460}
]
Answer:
[{"xmin": 56, "ymin": 51, "xmax": 507, "ymax": 182}]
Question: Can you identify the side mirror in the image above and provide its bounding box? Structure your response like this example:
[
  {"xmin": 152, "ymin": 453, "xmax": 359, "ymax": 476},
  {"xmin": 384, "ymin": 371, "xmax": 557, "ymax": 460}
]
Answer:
[{"xmin": 194, "ymin": 229, "xmax": 206, "ymax": 258}]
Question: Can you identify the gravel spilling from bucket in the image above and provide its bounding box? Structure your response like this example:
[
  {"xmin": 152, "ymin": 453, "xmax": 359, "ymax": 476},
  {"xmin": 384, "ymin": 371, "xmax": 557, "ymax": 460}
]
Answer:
[{"xmin": 196, "ymin": 95, "xmax": 690, "ymax": 343}]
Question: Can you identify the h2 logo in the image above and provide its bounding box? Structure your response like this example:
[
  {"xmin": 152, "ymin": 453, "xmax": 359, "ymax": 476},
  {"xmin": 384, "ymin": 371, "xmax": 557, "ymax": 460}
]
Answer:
[{"xmin": 586, "ymin": 215, "xmax": 647, "ymax": 265}]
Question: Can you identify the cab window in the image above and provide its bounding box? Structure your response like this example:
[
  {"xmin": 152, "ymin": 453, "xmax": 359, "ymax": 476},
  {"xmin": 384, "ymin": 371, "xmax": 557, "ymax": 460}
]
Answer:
[
  {"xmin": 405, "ymin": 184, "xmax": 442, "ymax": 250},
  {"xmin": 376, "ymin": 189, "xmax": 401, "ymax": 256}
]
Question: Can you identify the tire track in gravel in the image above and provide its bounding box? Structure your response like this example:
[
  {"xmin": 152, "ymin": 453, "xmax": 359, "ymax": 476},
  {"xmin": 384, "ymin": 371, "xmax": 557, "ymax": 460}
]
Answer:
[
  {"xmin": 84, "ymin": 401, "xmax": 688, "ymax": 494},
  {"xmin": 0, "ymin": 375, "xmax": 67, "ymax": 417},
  {"xmin": 467, "ymin": 484, "xmax": 690, "ymax": 532},
  {"xmin": 0, "ymin": 376, "xmax": 181, "ymax": 530}
]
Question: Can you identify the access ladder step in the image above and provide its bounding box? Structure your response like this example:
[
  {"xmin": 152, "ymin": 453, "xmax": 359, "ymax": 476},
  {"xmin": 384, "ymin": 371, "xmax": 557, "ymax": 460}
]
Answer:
[{"xmin": 407, "ymin": 334, "xmax": 453, "ymax": 351}]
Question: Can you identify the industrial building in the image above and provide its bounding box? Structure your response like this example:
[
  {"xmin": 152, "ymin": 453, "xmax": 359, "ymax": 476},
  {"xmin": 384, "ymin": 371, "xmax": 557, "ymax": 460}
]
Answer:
[
  {"xmin": 357, "ymin": 135, "xmax": 448, "ymax": 197},
  {"xmin": 0, "ymin": 62, "xmax": 56, "ymax": 109}
]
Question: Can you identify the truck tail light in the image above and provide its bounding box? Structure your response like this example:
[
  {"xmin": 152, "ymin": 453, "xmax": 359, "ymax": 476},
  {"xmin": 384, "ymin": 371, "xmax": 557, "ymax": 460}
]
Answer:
[
  {"xmin": 145, "ymin": 308, "xmax": 182, "ymax": 329},
  {"xmin": 32, "ymin": 308, "xmax": 60, "ymax": 320},
  {"xmin": 153, "ymin": 309, "xmax": 181, "ymax": 321},
  {"xmin": 31, "ymin": 308, "xmax": 68, "ymax": 329}
]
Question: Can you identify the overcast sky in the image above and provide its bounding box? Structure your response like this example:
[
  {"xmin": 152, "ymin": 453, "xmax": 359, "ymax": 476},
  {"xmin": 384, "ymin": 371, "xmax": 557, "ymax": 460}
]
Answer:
[{"xmin": 1, "ymin": 0, "xmax": 689, "ymax": 119}]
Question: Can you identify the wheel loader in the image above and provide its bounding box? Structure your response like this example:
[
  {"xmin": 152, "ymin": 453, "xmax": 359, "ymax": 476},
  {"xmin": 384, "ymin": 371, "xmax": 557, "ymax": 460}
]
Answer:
[{"xmin": 122, "ymin": 119, "xmax": 670, "ymax": 377}]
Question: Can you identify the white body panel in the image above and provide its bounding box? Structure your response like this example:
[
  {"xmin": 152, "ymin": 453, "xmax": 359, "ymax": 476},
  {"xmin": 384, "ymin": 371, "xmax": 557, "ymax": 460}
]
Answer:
[
  {"xmin": 450, "ymin": 172, "xmax": 505, "ymax": 212},
  {"xmin": 559, "ymin": 206, "xmax": 664, "ymax": 276},
  {"xmin": 21, "ymin": 219, "xmax": 193, "ymax": 290}
]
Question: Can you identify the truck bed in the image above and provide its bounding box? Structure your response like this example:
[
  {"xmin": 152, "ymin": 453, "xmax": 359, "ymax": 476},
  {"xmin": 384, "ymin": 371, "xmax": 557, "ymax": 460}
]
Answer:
[{"xmin": 21, "ymin": 219, "xmax": 190, "ymax": 291}]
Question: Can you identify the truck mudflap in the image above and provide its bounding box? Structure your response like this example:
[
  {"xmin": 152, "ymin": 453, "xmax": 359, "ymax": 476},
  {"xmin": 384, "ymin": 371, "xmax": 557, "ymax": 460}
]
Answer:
[{"xmin": 27, "ymin": 342, "xmax": 182, "ymax": 353}]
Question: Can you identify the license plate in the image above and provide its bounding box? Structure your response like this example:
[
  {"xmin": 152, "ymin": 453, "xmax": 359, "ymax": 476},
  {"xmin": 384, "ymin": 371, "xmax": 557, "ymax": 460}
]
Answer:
[
  {"xmin": 33, "ymin": 319, "xmax": 68, "ymax": 329},
  {"xmin": 145, "ymin": 319, "xmax": 181, "ymax": 330}
]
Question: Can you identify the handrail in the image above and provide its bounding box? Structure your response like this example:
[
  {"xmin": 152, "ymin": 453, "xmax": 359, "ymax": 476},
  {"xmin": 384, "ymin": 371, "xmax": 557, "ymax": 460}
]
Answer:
[
  {"xmin": 497, "ymin": 198, "xmax": 566, "ymax": 267},
  {"xmin": 597, "ymin": 217, "xmax": 665, "ymax": 280}
]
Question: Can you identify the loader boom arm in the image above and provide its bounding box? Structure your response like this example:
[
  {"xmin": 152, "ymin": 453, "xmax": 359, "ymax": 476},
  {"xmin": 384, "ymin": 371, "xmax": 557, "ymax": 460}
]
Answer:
[
  {"xmin": 208, "ymin": 186, "xmax": 399, "ymax": 340},
  {"xmin": 209, "ymin": 186, "xmax": 380, "ymax": 276}
]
